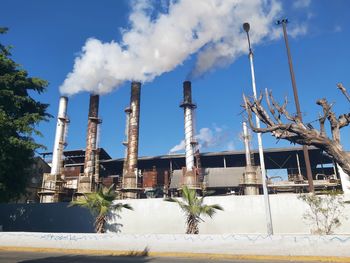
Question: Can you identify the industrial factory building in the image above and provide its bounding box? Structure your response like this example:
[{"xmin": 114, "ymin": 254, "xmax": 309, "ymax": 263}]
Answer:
[
  {"xmin": 40, "ymin": 146, "xmax": 340, "ymax": 198},
  {"xmin": 38, "ymin": 81, "xmax": 343, "ymax": 203}
]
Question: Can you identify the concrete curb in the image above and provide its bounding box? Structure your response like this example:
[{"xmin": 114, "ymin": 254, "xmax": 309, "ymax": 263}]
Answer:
[
  {"xmin": 1, "ymin": 232, "xmax": 350, "ymax": 261},
  {"xmin": 0, "ymin": 246, "xmax": 349, "ymax": 262}
]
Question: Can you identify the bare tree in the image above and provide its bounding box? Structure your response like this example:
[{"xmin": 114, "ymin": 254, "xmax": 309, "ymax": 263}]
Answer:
[{"xmin": 243, "ymin": 84, "xmax": 350, "ymax": 176}]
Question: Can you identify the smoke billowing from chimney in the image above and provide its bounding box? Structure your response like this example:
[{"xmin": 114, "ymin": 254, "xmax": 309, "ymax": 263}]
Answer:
[{"xmin": 60, "ymin": 0, "xmax": 284, "ymax": 96}]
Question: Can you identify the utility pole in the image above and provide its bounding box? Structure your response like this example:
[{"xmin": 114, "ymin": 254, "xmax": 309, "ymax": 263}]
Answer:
[
  {"xmin": 276, "ymin": 18, "xmax": 314, "ymax": 193},
  {"xmin": 243, "ymin": 23, "xmax": 273, "ymax": 235}
]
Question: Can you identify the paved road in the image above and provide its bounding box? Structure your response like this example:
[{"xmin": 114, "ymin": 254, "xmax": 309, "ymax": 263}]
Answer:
[{"xmin": 0, "ymin": 251, "xmax": 321, "ymax": 263}]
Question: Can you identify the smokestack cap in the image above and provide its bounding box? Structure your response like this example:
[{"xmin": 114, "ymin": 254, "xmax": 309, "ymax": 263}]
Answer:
[
  {"xmin": 180, "ymin": 81, "xmax": 196, "ymax": 109},
  {"xmin": 183, "ymin": 81, "xmax": 192, "ymax": 104}
]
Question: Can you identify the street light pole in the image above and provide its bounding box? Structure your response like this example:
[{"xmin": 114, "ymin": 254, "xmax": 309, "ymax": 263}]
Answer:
[
  {"xmin": 243, "ymin": 23, "xmax": 273, "ymax": 235},
  {"xmin": 276, "ymin": 18, "xmax": 314, "ymax": 193}
]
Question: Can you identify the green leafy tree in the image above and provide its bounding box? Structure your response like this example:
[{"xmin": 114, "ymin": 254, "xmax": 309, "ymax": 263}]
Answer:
[
  {"xmin": 0, "ymin": 28, "xmax": 51, "ymax": 202},
  {"xmin": 165, "ymin": 186, "xmax": 223, "ymax": 234},
  {"xmin": 298, "ymin": 191, "xmax": 347, "ymax": 235},
  {"xmin": 70, "ymin": 185, "xmax": 133, "ymax": 233}
]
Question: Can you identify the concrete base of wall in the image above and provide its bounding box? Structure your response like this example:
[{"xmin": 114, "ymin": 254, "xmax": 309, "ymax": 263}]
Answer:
[{"xmin": 1, "ymin": 232, "xmax": 350, "ymax": 258}]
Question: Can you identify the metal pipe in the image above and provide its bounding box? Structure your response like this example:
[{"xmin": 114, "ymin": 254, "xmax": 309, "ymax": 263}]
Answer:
[
  {"xmin": 122, "ymin": 107, "xmax": 131, "ymax": 176},
  {"xmin": 243, "ymin": 23, "xmax": 273, "ymax": 235},
  {"xmin": 296, "ymin": 152, "xmax": 302, "ymax": 180},
  {"xmin": 51, "ymin": 96, "xmax": 68, "ymax": 175},
  {"xmin": 164, "ymin": 171, "xmax": 169, "ymax": 198},
  {"xmin": 243, "ymin": 122, "xmax": 252, "ymax": 167},
  {"xmin": 277, "ymin": 18, "xmax": 314, "ymax": 193},
  {"xmin": 243, "ymin": 122, "xmax": 258, "ymax": 195}
]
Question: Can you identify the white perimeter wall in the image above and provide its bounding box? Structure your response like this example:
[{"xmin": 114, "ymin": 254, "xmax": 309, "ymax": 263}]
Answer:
[{"xmin": 107, "ymin": 194, "xmax": 350, "ymax": 234}]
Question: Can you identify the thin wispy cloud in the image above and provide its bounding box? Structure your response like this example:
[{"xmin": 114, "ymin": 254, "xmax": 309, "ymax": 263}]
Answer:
[
  {"xmin": 289, "ymin": 24, "xmax": 308, "ymax": 37},
  {"xmin": 169, "ymin": 126, "xmax": 234, "ymax": 153},
  {"xmin": 293, "ymin": 0, "xmax": 311, "ymax": 9},
  {"xmin": 270, "ymin": 23, "xmax": 308, "ymax": 40}
]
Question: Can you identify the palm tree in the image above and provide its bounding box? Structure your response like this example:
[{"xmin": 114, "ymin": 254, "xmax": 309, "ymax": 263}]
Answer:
[
  {"xmin": 69, "ymin": 184, "xmax": 133, "ymax": 233},
  {"xmin": 165, "ymin": 186, "xmax": 223, "ymax": 234}
]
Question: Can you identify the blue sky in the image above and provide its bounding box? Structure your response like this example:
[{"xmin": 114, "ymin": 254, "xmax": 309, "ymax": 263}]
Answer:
[{"xmin": 1, "ymin": 0, "xmax": 349, "ymax": 158}]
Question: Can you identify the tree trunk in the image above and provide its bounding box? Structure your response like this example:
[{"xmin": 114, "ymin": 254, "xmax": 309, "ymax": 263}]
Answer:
[
  {"xmin": 317, "ymin": 139, "xmax": 350, "ymax": 176},
  {"xmin": 95, "ymin": 215, "xmax": 106, "ymax": 233},
  {"xmin": 186, "ymin": 215, "xmax": 199, "ymax": 234}
]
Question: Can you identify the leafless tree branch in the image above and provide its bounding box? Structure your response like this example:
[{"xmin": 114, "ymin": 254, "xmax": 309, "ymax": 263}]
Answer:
[
  {"xmin": 337, "ymin": 83, "xmax": 350, "ymax": 103},
  {"xmin": 243, "ymin": 86, "xmax": 350, "ymax": 176}
]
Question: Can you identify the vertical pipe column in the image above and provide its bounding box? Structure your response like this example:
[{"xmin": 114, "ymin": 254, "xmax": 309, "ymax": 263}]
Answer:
[
  {"xmin": 278, "ymin": 19, "xmax": 314, "ymax": 192},
  {"xmin": 122, "ymin": 107, "xmax": 131, "ymax": 177},
  {"xmin": 249, "ymin": 51, "xmax": 273, "ymax": 234},
  {"xmin": 243, "ymin": 122, "xmax": 252, "ymax": 167},
  {"xmin": 163, "ymin": 171, "xmax": 169, "ymax": 197},
  {"xmin": 242, "ymin": 122, "xmax": 258, "ymax": 195},
  {"xmin": 123, "ymin": 81, "xmax": 141, "ymax": 198},
  {"xmin": 51, "ymin": 96, "xmax": 68, "ymax": 176},
  {"xmin": 243, "ymin": 21, "xmax": 273, "ymax": 235}
]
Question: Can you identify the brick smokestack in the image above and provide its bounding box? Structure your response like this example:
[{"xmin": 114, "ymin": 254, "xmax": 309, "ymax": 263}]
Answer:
[
  {"xmin": 83, "ymin": 94, "xmax": 100, "ymax": 189},
  {"xmin": 123, "ymin": 81, "xmax": 141, "ymax": 198},
  {"xmin": 51, "ymin": 96, "xmax": 68, "ymax": 176}
]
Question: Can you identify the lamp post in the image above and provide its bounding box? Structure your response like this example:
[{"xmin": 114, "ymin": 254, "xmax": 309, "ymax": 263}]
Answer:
[
  {"xmin": 276, "ymin": 18, "xmax": 314, "ymax": 193},
  {"xmin": 243, "ymin": 22, "xmax": 273, "ymax": 235}
]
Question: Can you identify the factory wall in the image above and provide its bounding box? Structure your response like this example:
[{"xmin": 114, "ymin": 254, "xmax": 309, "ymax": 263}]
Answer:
[
  {"xmin": 0, "ymin": 203, "xmax": 94, "ymax": 233},
  {"xmin": 1, "ymin": 194, "xmax": 349, "ymax": 235},
  {"xmin": 107, "ymin": 194, "xmax": 350, "ymax": 234}
]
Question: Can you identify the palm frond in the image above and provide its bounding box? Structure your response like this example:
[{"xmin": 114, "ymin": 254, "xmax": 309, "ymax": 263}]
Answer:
[
  {"xmin": 111, "ymin": 202, "xmax": 133, "ymax": 211},
  {"xmin": 165, "ymin": 197, "xmax": 189, "ymax": 211},
  {"xmin": 164, "ymin": 186, "xmax": 224, "ymax": 234}
]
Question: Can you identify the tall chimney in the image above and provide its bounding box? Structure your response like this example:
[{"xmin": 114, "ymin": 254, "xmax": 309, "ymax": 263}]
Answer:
[
  {"xmin": 181, "ymin": 81, "xmax": 196, "ymax": 171},
  {"xmin": 242, "ymin": 121, "xmax": 259, "ymax": 195},
  {"xmin": 123, "ymin": 81, "xmax": 141, "ymax": 198},
  {"xmin": 84, "ymin": 94, "xmax": 100, "ymax": 176},
  {"xmin": 51, "ymin": 96, "xmax": 68, "ymax": 175},
  {"xmin": 79, "ymin": 94, "xmax": 101, "ymax": 194},
  {"xmin": 40, "ymin": 96, "xmax": 68, "ymax": 203},
  {"xmin": 180, "ymin": 81, "xmax": 198, "ymax": 188}
]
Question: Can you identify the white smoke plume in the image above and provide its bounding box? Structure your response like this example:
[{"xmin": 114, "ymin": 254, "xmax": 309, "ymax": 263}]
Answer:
[
  {"xmin": 60, "ymin": 0, "xmax": 284, "ymax": 95},
  {"xmin": 169, "ymin": 126, "xmax": 233, "ymax": 153}
]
